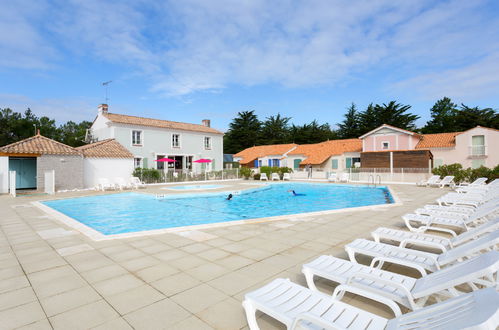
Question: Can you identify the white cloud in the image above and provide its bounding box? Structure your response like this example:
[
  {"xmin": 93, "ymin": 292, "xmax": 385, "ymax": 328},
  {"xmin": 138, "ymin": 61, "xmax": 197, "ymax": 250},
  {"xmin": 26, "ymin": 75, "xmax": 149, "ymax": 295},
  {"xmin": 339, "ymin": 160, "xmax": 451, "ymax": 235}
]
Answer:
[
  {"xmin": 0, "ymin": 94, "xmax": 97, "ymax": 123},
  {"xmin": 1, "ymin": 0, "xmax": 498, "ymax": 99}
]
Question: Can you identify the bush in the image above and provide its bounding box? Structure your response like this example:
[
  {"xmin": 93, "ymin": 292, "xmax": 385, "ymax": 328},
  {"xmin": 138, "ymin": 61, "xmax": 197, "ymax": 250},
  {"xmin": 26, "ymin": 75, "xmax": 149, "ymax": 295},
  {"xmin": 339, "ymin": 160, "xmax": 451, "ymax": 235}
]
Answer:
[
  {"xmin": 432, "ymin": 163, "xmax": 497, "ymax": 184},
  {"xmin": 239, "ymin": 167, "xmax": 252, "ymax": 180},
  {"xmin": 132, "ymin": 168, "xmax": 161, "ymax": 183},
  {"xmin": 253, "ymin": 173, "xmax": 261, "ymax": 180}
]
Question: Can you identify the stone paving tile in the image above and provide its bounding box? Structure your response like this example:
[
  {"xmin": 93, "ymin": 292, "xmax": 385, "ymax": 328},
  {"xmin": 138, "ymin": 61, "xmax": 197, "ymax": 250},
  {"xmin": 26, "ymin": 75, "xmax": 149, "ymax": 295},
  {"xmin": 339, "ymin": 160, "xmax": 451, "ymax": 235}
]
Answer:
[
  {"xmin": 0, "ymin": 287, "xmax": 37, "ymax": 312},
  {"xmin": 185, "ymin": 262, "xmax": 231, "ymax": 282},
  {"xmin": 170, "ymin": 315, "xmax": 214, "ymax": 330},
  {"xmin": 0, "ymin": 275, "xmax": 30, "ymax": 294},
  {"xmin": 215, "ymin": 254, "xmax": 254, "ymax": 270},
  {"xmin": 123, "ymin": 298, "xmax": 190, "ymax": 330},
  {"xmin": 80, "ymin": 264, "xmax": 129, "ymax": 283},
  {"xmin": 92, "ymin": 274, "xmax": 144, "ymax": 297},
  {"xmin": 120, "ymin": 255, "xmax": 160, "ymax": 272},
  {"xmin": 171, "ymin": 283, "xmax": 228, "ymax": 314},
  {"xmin": 134, "ymin": 263, "xmax": 180, "ymax": 283},
  {"xmin": 56, "ymin": 244, "xmax": 94, "ymax": 256},
  {"xmin": 49, "ymin": 300, "xmax": 120, "ymax": 330},
  {"xmin": 0, "ymin": 301, "xmax": 46, "ymax": 329},
  {"xmin": 197, "ymin": 297, "xmax": 248, "ymax": 330},
  {"xmin": 151, "ymin": 272, "xmax": 201, "ymax": 297},
  {"xmin": 105, "ymin": 284, "xmax": 165, "ymax": 315},
  {"xmin": 17, "ymin": 318, "xmax": 53, "ymax": 330},
  {"xmin": 39, "ymin": 285, "xmax": 101, "ymax": 317},
  {"xmin": 197, "ymin": 248, "xmax": 231, "ymax": 261},
  {"xmin": 90, "ymin": 317, "xmax": 133, "ymax": 330}
]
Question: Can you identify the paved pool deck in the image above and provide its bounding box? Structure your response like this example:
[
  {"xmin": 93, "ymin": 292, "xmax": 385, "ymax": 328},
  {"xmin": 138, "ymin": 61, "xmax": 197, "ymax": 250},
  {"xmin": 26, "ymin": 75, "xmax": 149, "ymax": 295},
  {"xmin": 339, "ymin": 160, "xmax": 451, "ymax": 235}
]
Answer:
[{"xmin": 0, "ymin": 181, "xmax": 449, "ymax": 329}]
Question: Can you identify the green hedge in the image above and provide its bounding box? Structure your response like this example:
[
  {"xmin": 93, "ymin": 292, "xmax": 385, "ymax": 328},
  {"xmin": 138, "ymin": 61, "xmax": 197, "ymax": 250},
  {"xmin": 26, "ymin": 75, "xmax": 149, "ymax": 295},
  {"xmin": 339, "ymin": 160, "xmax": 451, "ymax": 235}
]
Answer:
[
  {"xmin": 258, "ymin": 166, "xmax": 293, "ymax": 179},
  {"xmin": 132, "ymin": 168, "xmax": 161, "ymax": 183},
  {"xmin": 432, "ymin": 164, "xmax": 499, "ymax": 184}
]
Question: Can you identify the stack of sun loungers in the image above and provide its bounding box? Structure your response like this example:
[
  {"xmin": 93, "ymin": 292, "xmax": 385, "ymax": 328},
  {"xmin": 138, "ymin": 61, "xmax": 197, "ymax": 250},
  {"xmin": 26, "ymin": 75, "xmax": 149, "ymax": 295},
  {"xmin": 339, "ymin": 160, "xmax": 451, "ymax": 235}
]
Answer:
[{"xmin": 242, "ymin": 178, "xmax": 499, "ymax": 329}]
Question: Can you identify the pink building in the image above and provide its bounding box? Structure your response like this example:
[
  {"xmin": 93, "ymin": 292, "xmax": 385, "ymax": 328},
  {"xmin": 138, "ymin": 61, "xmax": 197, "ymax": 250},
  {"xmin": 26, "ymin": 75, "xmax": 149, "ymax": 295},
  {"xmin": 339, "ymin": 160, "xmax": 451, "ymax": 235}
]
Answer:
[{"xmin": 359, "ymin": 124, "xmax": 499, "ymax": 169}]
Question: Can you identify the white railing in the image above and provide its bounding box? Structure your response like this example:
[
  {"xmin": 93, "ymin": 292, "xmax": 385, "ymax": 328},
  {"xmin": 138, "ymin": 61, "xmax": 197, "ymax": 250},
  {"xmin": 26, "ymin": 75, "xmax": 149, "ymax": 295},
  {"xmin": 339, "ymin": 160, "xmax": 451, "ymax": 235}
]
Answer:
[
  {"xmin": 134, "ymin": 168, "xmax": 239, "ymax": 184},
  {"xmin": 469, "ymin": 145, "xmax": 486, "ymax": 156}
]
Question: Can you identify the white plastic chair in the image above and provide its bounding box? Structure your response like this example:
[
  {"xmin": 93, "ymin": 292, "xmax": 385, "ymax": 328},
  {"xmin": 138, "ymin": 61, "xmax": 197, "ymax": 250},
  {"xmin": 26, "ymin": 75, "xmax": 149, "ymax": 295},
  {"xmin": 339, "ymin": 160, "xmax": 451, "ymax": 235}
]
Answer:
[
  {"xmin": 455, "ymin": 177, "xmax": 488, "ymax": 189},
  {"xmin": 242, "ymin": 278, "xmax": 499, "ymax": 330},
  {"xmin": 271, "ymin": 173, "xmax": 280, "ymax": 181},
  {"xmin": 114, "ymin": 177, "xmax": 129, "ymax": 190},
  {"xmin": 97, "ymin": 178, "xmax": 114, "ymax": 191},
  {"xmin": 344, "ymin": 230, "xmax": 499, "ymax": 274},
  {"xmin": 328, "ymin": 172, "xmax": 338, "ymax": 182},
  {"xmin": 302, "ymin": 251, "xmax": 499, "ymax": 310},
  {"xmin": 282, "ymin": 173, "xmax": 291, "ymax": 181},
  {"xmin": 259, "ymin": 173, "xmax": 268, "ymax": 181},
  {"xmin": 339, "ymin": 173, "xmax": 349, "ymax": 182},
  {"xmin": 371, "ymin": 218, "xmax": 499, "ymax": 250}
]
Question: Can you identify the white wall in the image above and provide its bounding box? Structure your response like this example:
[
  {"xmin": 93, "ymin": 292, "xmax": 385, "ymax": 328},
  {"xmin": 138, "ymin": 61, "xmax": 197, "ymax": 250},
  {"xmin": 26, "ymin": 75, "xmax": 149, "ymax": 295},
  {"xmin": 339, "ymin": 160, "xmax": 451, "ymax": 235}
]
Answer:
[
  {"xmin": 0, "ymin": 156, "xmax": 8, "ymax": 193},
  {"xmin": 83, "ymin": 158, "xmax": 134, "ymax": 188}
]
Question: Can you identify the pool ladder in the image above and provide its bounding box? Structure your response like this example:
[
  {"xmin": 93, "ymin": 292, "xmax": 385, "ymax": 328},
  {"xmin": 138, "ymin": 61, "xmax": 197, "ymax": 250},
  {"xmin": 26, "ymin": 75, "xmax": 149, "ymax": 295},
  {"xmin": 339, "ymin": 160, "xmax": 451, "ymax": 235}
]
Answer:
[{"xmin": 368, "ymin": 175, "xmax": 381, "ymax": 187}]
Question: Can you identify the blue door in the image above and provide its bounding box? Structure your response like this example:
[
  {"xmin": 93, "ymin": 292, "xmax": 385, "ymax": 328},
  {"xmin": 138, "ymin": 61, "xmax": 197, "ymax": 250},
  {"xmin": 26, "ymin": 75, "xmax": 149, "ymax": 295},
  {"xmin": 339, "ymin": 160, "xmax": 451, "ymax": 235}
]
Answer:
[{"xmin": 9, "ymin": 158, "xmax": 37, "ymax": 189}]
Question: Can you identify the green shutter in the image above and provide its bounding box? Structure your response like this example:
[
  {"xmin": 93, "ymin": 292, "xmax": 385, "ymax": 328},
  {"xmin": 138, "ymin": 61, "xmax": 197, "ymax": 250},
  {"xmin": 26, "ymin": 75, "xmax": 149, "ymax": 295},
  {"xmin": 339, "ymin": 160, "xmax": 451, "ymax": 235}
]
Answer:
[
  {"xmin": 332, "ymin": 159, "xmax": 338, "ymax": 169},
  {"xmin": 142, "ymin": 158, "xmax": 148, "ymax": 168},
  {"xmin": 346, "ymin": 158, "xmax": 352, "ymax": 168},
  {"xmin": 293, "ymin": 159, "xmax": 301, "ymax": 169}
]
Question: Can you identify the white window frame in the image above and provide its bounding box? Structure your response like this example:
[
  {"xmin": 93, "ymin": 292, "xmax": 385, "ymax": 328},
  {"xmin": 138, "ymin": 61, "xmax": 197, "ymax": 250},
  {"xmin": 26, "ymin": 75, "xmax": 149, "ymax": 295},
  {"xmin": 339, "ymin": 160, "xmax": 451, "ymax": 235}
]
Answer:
[
  {"xmin": 381, "ymin": 141, "xmax": 390, "ymax": 150},
  {"xmin": 131, "ymin": 130, "xmax": 143, "ymax": 146},
  {"xmin": 204, "ymin": 136, "xmax": 212, "ymax": 150},
  {"xmin": 172, "ymin": 133, "xmax": 181, "ymax": 148},
  {"xmin": 133, "ymin": 157, "xmax": 142, "ymax": 168}
]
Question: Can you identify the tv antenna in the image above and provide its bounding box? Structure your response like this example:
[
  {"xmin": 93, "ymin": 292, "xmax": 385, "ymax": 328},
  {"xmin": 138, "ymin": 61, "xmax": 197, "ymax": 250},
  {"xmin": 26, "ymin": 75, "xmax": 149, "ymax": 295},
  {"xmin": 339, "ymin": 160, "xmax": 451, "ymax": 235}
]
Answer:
[{"xmin": 102, "ymin": 80, "xmax": 112, "ymax": 103}]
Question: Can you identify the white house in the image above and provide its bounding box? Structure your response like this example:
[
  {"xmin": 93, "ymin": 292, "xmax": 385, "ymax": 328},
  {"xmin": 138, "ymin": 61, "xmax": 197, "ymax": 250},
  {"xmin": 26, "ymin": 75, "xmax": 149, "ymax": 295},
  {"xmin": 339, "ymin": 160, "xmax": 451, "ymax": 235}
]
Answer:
[{"xmin": 89, "ymin": 104, "xmax": 224, "ymax": 173}]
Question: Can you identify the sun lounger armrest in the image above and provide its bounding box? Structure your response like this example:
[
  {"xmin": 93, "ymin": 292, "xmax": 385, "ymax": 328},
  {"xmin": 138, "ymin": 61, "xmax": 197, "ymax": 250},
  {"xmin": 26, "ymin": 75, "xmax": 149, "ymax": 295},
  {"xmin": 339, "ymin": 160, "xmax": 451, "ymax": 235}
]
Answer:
[
  {"xmin": 399, "ymin": 239, "xmax": 447, "ymax": 253},
  {"xmin": 419, "ymin": 226, "xmax": 458, "ymax": 237},
  {"xmin": 370, "ymin": 256, "xmax": 427, "ymax": 276},
  {"xmin": 291, "ymin": 312, "xmax": 345, "ymax": 330},
  {"xmin": 346, "ymin": 273, "xmax": 416, "ymax": 310},
  {"xmin": 332, "ymin": 284, "xmax": 402, "ymax": 317}
]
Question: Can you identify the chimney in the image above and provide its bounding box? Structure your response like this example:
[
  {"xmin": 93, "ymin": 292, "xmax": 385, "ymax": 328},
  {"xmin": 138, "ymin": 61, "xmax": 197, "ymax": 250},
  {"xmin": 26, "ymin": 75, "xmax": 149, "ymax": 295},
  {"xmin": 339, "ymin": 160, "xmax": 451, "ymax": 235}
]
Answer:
[
  {"xmin": 202, "ymin": 119, "xmax": 211, "ymax": 127},
  {"xmin": 98, "ymin": 104, "xmax": 108, "ymax": 115}
]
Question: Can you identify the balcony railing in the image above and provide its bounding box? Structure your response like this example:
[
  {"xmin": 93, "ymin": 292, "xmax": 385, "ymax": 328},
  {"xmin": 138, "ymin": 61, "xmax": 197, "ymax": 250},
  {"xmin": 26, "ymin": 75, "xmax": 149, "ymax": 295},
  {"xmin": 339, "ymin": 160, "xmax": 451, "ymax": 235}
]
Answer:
[{"xmin": 469, "ymin": 145, "xmax": 486, "ymax": 157}]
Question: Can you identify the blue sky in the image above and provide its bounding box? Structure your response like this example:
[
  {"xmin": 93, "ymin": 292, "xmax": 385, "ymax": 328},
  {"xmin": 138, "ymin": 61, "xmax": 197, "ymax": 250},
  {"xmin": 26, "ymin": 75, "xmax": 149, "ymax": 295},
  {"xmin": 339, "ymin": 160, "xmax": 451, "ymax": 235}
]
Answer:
[{"xmin": 1, "ymin": 0, "xmax": 498, "ymax": 131}]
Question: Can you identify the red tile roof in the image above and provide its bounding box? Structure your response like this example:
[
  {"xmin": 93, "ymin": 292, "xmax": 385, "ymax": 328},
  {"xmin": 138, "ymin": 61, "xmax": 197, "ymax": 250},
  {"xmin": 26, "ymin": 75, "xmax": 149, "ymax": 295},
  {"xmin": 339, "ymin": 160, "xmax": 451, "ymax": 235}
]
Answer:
[
  {"xmin": 234, "ymin": 144, "xmax": 297, "ymax": 164},
  {"xmin": 0, "ymin": 134, "xmax": 80, "ymax": 155},
  {"xmin": 103, "ymin": 112, "xmax": 223, "ymax": 135},
  {"xmin": 289, "ymin": 139, "xmax": 362, "ymax": 165},
  {"xmin": 416, "ymin": 132, "xmax": 461, "ymax": 148},
  {"xmin": 76, "ymin": 139, "xmax": 134, "ymax": 158}
]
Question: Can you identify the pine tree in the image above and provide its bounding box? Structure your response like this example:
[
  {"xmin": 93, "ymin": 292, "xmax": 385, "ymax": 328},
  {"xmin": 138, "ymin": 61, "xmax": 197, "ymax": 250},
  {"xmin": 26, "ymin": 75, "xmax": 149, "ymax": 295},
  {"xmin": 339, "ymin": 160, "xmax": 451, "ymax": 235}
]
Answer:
[
  {"xmin": 421, "ymin": 97, "xmax": 458, "ymax": 133},
  {"xmin": 337, "ymin": 103, "xmax": 361, "ymax": 138},
  {"xmin": 223, "ymin": 111, "xmax": 262, "ymax": 153}
]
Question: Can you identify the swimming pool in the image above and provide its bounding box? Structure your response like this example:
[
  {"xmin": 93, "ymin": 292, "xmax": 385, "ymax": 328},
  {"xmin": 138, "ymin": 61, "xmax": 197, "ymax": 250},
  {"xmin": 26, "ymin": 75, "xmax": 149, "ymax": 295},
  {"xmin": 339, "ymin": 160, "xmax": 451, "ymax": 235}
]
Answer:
[
  {"xmin": 41, "ymin": 183, "xmax": 394, "ymax": 237},
  {"xmin": 162, "ymin": 184, "xmax": 226, "ymax": 191}
]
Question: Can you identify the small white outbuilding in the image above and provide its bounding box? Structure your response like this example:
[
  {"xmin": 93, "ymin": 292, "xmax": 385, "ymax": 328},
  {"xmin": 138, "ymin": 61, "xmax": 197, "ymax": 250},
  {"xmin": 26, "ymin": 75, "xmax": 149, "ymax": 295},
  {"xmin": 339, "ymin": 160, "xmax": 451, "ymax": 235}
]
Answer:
[{"xmin": 76, "ymin": 139, "xmax": 134, "ymax": 189}]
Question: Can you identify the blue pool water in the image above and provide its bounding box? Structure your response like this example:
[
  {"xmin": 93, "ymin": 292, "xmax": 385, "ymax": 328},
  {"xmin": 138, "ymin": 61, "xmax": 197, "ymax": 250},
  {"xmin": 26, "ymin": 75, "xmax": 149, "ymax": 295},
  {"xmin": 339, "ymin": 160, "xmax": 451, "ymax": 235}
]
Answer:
[
  {"xmin": 42, "ymin": 183, "xmax": 393, "ymax": 235},
  {"xmin": 163, "ymin": 184, "xmax": 226, "ymax": 190}
]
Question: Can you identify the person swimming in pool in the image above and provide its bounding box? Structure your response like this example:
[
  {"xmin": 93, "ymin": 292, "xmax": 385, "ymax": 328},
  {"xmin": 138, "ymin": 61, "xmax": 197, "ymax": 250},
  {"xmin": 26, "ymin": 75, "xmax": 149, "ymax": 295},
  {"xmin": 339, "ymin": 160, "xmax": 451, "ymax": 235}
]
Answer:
[
  {"xmin": 288, "ymin": 190, "xmax": 305, "ymax": 196},
  {"xmin": 226, "ymin": 193, "xmax": 233, "ymax": 200}
]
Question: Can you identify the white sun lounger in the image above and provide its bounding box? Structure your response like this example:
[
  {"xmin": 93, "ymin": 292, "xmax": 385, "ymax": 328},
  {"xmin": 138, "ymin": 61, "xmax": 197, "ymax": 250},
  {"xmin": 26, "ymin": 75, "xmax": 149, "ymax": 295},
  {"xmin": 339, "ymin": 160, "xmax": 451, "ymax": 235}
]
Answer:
[
  {"xmin": 344, "ymin": 230, "xmax": 499, "ymax": 274},
  {"xmin": 429, "ymin": 175, "xmax": 454, "ymax": 188},
  {"xmin": 455, "ymin": 177, "xmax": 488, "ymax": 189},
  {"xmin": 242, "ymin": 278, "xmax": 499, "ymax": 330},
  {"xmin": 302, "ymin": 251, "xmax": 499, "ymax": 310},
  {"xmin": 130, "ymin": 176, "xmax": 146, "ymax": 189},
  {"xmin": 97, "ymin": 178, "xmax": 114, "ymax": 191},
  {"xmin": 282, "ymin": 173, "xmax": 291, "ymax": 181},
  {"xmin": 437, "ymin": 192, "xmax": 497, "ymax": 207},
  {"xmin": 417, "ymin": 175, "xmax": 440, "ymax": 187},
  {"xmin": 271, "ymin": 173, "xmax": 280, "ymax": 181},
  {"xmin": 372, "ymin": 218, "xmax": 499, "ymax": 250},
  {"xmin": 259, "ymin": 173, "xmax": 268, "ymax": 181}
]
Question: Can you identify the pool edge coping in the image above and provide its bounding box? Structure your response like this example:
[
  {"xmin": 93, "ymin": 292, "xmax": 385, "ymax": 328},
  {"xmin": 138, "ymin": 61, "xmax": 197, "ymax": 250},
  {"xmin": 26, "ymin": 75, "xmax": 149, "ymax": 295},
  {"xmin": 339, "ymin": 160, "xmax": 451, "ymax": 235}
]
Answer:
[{"xmin": 31, "ymin": 184, "xmax": 402, "ymax": 241}]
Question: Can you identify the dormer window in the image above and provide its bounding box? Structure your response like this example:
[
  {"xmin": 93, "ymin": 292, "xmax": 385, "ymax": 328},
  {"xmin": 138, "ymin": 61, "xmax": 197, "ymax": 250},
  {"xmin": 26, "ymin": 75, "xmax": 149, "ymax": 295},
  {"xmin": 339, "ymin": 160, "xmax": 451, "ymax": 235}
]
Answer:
[
  {"xmin": 132, "ymin": 130, "xmax": 142, "ymax": 146},
  {"xmin": 382, "ymin": 141, "xmax": 389, "ymax": 150}
]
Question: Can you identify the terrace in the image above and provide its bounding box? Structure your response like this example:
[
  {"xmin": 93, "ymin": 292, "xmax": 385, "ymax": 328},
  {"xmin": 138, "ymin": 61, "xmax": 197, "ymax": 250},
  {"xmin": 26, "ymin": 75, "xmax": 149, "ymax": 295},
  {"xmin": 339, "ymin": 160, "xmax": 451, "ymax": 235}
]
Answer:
[{"xmin": 0, "ymin": 182, "xmax": 452, "ymax": 329}]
